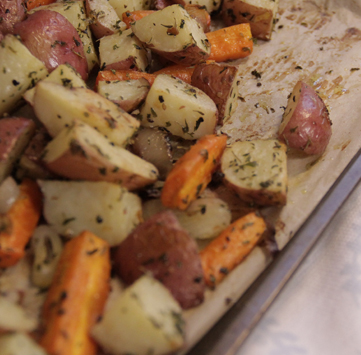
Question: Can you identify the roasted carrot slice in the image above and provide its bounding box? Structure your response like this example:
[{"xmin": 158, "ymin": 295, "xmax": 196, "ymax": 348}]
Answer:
[
  {"xmin": 26, "ymin": 0, "xmax": 57, "ymax": 11},
  {"xmin": 95, "ymin": 70, "xmax": 157, "ymax": 88},
  {"xmin": 122, "ymin": 10, "xmax": 155, "ymax": 28},
  {"xmin": 40, "ymin": 231, "xmax": 111, "ymax": 355},
  {"xmin": 154, "ymin": 65, "xmax": 195, "ymax": 84},
  {"xmin": 200, "ymin": 211, "xmax": 266, "ymax": 288},
  {"xmin": 0, "ymin": 179, "xmax": 42, "ymax": 268},
  {"xmin": 207, "ymin": 24, "xmax": 253, "ymax": 62},
  {"xmin": 161, "ymin": 134, "xmax": 227, "ymax": 210}
]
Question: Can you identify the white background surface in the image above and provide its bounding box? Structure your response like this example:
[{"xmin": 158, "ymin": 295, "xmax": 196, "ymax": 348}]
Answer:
[{"xmin": 237, "ymin": 180, "xmax": 361, "ymax": 355}]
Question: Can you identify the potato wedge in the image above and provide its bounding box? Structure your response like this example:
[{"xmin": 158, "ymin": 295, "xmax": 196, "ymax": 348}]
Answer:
[
  {"xmin": 86, "ymin": 0, "xmax": 126, "ymax": 39},
  {"xmin": 131, "ymin": 4, "xmax": 210, "ymax": 66},
  {"xmin": 28, "ymin": 1, "xmax": 99, "ymax": 71},
  {"xmin": 0, "ymin": 332, "xmax": 47, "ymax": 355},
  {"xmin": 38, "ymin": 180, "xmax": 142, "ymax": 246},
  {"xmin": 222, "ymin": 0, "xmax": 279, "ymax": 40},
  {"xmin": 139, "ymin": 74, "xmax": 218, "ymax": 140},
  {"xmin": 97, "ymin": 78, "xmax": 150, "ymax": 112},
  {"xmin": 191, "ymin": 62, "xmax": 239, "ymax": 125},
  {"xmin": 0, "ymin": 117, "xmax": 36, "ymax": 183},
  {"xmin": 99, "ymin": 28, "xmax": 149, "ymax": 71},
  {"xmin": 113, "ymin": 210, "xmax": 205, "ymax": 309},
  {"xmin": 23, "ymin": 63, "xmax": 87, "ymax": 107},
  {"xmin": 0, "ymin": 35, "xmax": 48, "ymax": 116},
  {"xmin": 92, "ymin": 275, "xmax": 185, "ymax": 355},
  {"xmin": 109, "ymin": 0, "xmax": 150, "ymax": 18},
  {"xmin": 278, "ymin": 81, "xmax": 332, "ymax": 155},
  {"xmin": 221, "ymin": 139, "xmax": 288, "ymax": 206},
  {"xmin": 42, "ymin": 122, "xmax": 158, "ymax": 190},
  {"xmin": 33, "ymin": 81, "xmax": 140, "ymax": 147}
]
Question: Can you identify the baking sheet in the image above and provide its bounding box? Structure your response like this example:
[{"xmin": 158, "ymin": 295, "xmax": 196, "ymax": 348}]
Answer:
[{"xmin": 181, "ymin": 0, "xmax": 361, "ymax": 352}]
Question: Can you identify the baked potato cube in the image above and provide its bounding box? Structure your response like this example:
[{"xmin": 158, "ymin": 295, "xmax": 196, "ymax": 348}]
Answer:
[
  {"xmin": 109, "ymin": 0, "xmax": 150, "ymax": 18},
  {"xmin": 33, "ymin": 81, "xmax": 140, "ymax": 147},
  {"xmin": 278, "ymin": 81, "xmax": 332, "ymax": 155},
  {"xmin": 191, "ymin": 62, "xmax": 239, "ymax": 125},
  {"xmin": 131, "ymin": 4, "xmax": 210, "ymax": 66},
  {"xmin": 38, "ymin": 180, "xmax": 142, "ymax": 246},
  {"xmin": 222, "ymin": 0, "xmax": 279, "ymax": 40},
  {"xmin": 92, "ymin": 275, "xmax": 184, "ymax": 355},
  {"xmin": 16, "ymin": 129, "xmax": 54, "ymax": 180},
  {"xmin": 0, "ymin": 296, "xmax": 37, "ymax": 333},
  {"xmin": 132, "ymin": 127, "xmax": 173, "ymax": 180},
  {"xmin": 0, "ymin": 117, "xmax": 35, "ymax": 184},
  {"xmin": 221, "ymin": 139, "xmax": 288, "ymax": 206},
  {"xmin": 113, "ymin": 210, "xmax": 205, "ymax": 309},
  {"xmin": 0, "ymin": 332, "xmax": 47, "ymax": 355},
  {"xmin": 184, "ymin": 4, "xmax": 211, "ymax": 32},
  {"xmin": 86, "ymin": 0, "xmax": 126, "ymax": 39},
  {"xmin": 0, "ymin": 35, "xmax": 48, "ymax": 117},
  {"xmin": 23, "ymin": 64, "xmax": 87, "ymax": 107},
  {"xmin": 139, "ymin": 74, "xmax": 218, "ymax": 140},
  {"xmin": 14, "ymin": 10, "xmax": 88, "ymax": 81},
  {"xmin": 28, "ymin": 1, "xmax": 99, "ymax": 71},
  {"xmin": 99, "ymin": 28, "xmax": 149, "ymax": 71},
  {"xmin": 42, "ymin": 122, "xmax": 158, "ymax": 190},
  {"xmin": 97, "ymin": 78, "xmax": 150, "ymax": 112}
]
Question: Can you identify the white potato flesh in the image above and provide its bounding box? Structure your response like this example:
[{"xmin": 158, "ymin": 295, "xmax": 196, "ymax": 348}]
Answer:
[
  {"xmin": 39, "ymin": 180, "xmax": 142, "ymax": 246},
  {"xmin": 92, "ymin": 275, "xmax": 184, "ymax": 355},
  {"xmin": 109, "ymin": 0, "xmax": 150, "ymax": 17},
  {"xmin": 0, "ymin": 333, "xmax": 47, "ymax": 355},
  {"xmin": 99, "ymin": 28, "xmax": 149, "ymax": 71},
  {"xmin": 131, "ymin": 5, "xmax": 210, "ymax": 65},
  {"xmin": 97, "ymin": 78, "xmax": 150, "ymax": 112},
  {"xmin": 42, "ymin": 122, "xmax": 158, "ymax": 189},
  {"xmin": 222, "ymin": 0, "xmax": 279, "ymax": 40},
  {"xmin": 86, "ymin": 0, "xmax": 126, "ymax": 38},
  {"xmin": 33, "ymin": 81, "xmax": 140, "ymax": 147},
  {"xmin": 140, "ymin": 74, "xmax": 217, "ymax": 139},
  {"xmin": 23, "ymin": 63, "xmax": 87, "ymax": 106},
  {"xmin": 28, "ymin": 1, "xmax": 99, "ymax": 70},
  {"xmin": 221, "ymin": 139, "xmax": 288, "ymax": 206},
  {"xmin": 0, "ymin": 296, "xmax": 37, "ymax": 332},
  {"xmin": 0, "ymin": 35, "xmax": 48, "ymax": 116}
]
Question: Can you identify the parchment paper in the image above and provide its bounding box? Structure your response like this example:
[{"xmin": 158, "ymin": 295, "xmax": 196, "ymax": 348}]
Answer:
[{"xmin": 182, "ymin": 0, "xmax": 361, "ymax": 351}]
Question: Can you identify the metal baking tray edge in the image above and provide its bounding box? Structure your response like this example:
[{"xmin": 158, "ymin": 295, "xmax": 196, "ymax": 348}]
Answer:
[{"xmin": 187, "ymin": 147, "xmax": 361, "ymax": 355}]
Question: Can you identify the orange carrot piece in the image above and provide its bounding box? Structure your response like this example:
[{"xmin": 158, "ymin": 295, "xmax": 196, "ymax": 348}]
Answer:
[
  {"xmin": 161, "ymin": 134, "xmax": 227, "ymax": 210},
  {"xmin": 154, "ymin": 65, "xmax": 195, "ymax": 84},
  {"xmin": 0, "ymin": 179, "xmax": 42, "ymax": 268},
  {"xmin": 40, "ymin": 231, "xmax": 111, "ymax": 355},
  {"xmin": 200, "ymin": 212, "xmax": 266, "ymax": 288},
  {"xmin": 206, "ymin": 24, "xmax": 253, "ymax": 62},
  {"xmin": 122, "ymin": 10, "xmax": 155, "ymax": 28},
  {"xmin": 26, "ymin": 0, "xmax": 57, "ymax": 11},
  {"xmin": 95, "ymin": 70, "xmax": 157, "ymax": 88}
]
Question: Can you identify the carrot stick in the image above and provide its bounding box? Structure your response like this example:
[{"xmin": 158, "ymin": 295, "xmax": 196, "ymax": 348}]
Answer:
[
  {"xmin": 200, "ymin": 211, "xmax": 266, "ymax": 288},
  {"xmin": 154, "ymin": 65, "xmax": 195, "ymax": 84},
  {"xmin": 0, "ymin": 179, "xmax": 42, "ymax": 268},
  {"xmin": 161, "ymin": 134, "xmax": 227, "ymax": 210},
  {"xmin": 122, "ymin": 10, "xmax": 155, "ymax": 28},
  {"xmin": 206, "ymin": 24, "xmax": 253, "ymax": 62},
  {"xmin": 26, "ymin": 0, "xmax": 57, "ymax": 11},
  {"xmin": 95, "ymin": 70, "xmax": 157, "ymax": 89},
  {"xmin": 40, "ymin": 231, "xmax": 111, "ymax": 355}
]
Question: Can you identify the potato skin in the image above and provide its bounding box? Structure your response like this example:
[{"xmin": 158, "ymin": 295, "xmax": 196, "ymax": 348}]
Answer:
[
  {"xmin": 0, "ymin": 0, "xmax": 26, "ymax": 36},
  {"xmin": 113, "ymin": 210, "xmax": 205, "ymax": 309},
  {"xmin": 278, "ymin": 81, "xmax": 332, "ymax": 155},
  {"xmin": 14, "ymin": 10, "xmax": 88, "ymax": 80}
]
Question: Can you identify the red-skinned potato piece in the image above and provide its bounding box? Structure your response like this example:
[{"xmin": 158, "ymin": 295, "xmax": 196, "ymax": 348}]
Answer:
[
  {"xmin": 0, "ymin": 0, "xmax": 26, "ymax": 35},
  {"xmin": 14, "ymin": 10, "xmax": 88, "ymax": 80},
  {"xmin": 278, "ymin": 81, "xmax": 332, "ymax": 155},
  {"xmin": 113, "ymin": 210, "xmax": 205, "ymax": 309}
]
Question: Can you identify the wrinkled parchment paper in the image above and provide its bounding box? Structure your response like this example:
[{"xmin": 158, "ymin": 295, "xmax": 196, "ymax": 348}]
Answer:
[{"xmin": 182, "ymin": 0, "xmax": 361, "ymax": 351}]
